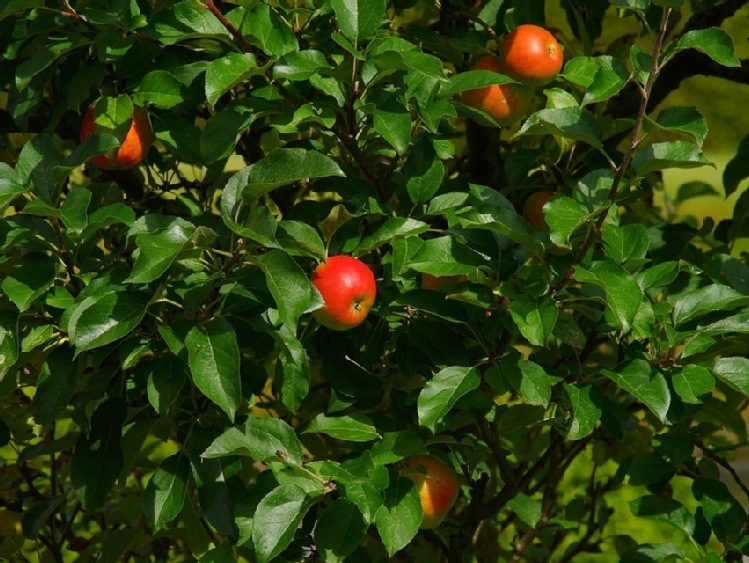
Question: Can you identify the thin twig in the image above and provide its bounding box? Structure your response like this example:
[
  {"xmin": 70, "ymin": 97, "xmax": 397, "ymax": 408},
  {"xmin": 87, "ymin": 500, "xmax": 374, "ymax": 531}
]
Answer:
[
  {"xmin": 200, "ymin": 0, "xmax": 253, "ymax": 53},
  {"xmin": 550, "ymin": 8, "xmax": 674, "ymax": 294},
  {"xmin": 59, "ymin": 0, "xmax": 99, "ymax": 33},
  {"xmin": 696, "ymin": 438, "xmax": 749, "ymax": 504}
]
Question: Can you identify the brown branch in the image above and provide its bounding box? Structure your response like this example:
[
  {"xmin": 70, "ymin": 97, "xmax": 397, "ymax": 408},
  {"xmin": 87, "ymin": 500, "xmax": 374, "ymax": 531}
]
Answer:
[
  {"xmin": 200, "ymin": 0, "xmax": 253, "ymax": 53},
  {"xmin": 696, "ymin": 438, "xmax": 749, "ymax": 504},
  {"xmin": 551, "ymin": 9, "xmax": 674, "ymax": 294},
  {"xmin": 59, "ymin": 0, "xmax": 99, "ymax": 34}
]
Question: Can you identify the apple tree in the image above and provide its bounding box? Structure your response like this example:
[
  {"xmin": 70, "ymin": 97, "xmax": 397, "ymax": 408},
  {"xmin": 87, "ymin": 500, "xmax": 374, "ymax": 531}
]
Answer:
[{"xmin": 2, "ymin": 0, "xmax": 749, "ymax": 561}]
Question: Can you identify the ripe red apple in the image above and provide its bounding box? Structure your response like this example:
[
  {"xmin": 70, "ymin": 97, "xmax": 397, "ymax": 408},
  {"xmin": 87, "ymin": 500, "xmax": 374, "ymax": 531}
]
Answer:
[
  {"xmin": 311, "ymin": 255, "xmax": 376, "ymax": 331},
  {"xmin": 498, "ymin": 24, "xmax": 563, "ymax": 86},
  {"xmin": 402, "ymin": 455, "xmax": 459, "ymax": 528}
]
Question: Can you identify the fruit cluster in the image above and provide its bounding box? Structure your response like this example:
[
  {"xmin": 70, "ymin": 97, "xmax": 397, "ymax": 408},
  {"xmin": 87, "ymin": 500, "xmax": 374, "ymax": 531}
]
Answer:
[{"xmin": 462, "ymin": 24, "xmax": 563, "ymax": 125}]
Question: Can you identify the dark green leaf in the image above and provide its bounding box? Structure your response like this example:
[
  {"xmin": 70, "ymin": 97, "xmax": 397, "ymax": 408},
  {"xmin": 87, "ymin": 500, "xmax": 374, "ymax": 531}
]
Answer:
[
  {"xmin": 2, "ymin": 254, "xmax": 57, "ymax": 311},
  {"xmin": 582, "ymin": 55, "xmax": 630, "ymax": 105},
  {"xmin": 403, "ymin": 139, "xmax": 444, "ymax": 204},
  {"xmin": 331, "ymin": 0, "xmax": 386, "ymax": 43},
  {"xmin": 723, "ymin": 133, "xmax": 749, "ymax": 197},
  {"xmin": 509, "ymin": 295, "xmax": 558, "ymax": 347},
  {"xmin": 692, "ymin": 478, "xmax": 745, "ymax": 543},
  {"xmin": 713, "ymin": 357, "xmax": 749, "ymax": 396},
  {"xmin": 205, "ymin": 52, "xmax": 261, "ymax": 106},
  {"xmin": 143, "ymin": 453, "xmax": 190, "ymax": 530},
  {"xmin": 664, "ymin": 27, "xmax": 740, "ymax": 68},
  {"xmin": 671, "ymin": 285, "xmax": 749, "ymax": 326},
  {"xmin": 503, "ymin": 357, "xmax": 553, "ymax": 408},
  {"xmin": 508, "ymin": 493, "xmax": 542, "ymax": 527},
  {"xmin": 202, "ymin": 416, "xmax": 304, "ymax": 466},
  {"xmin": 545, "ymin": 196, "xmax": 592, "ymax": 248},
  {"xmin": 33, "ymin": 346, "xmax": 76, "ymax": 426},
  {"xmin": 575, "ymin": 262, "xmax": 642, "ymax": 334},
  {"xmin": 147, "ymin": 357, "xmax": 187, "ymax": 417},
  {"xmin": 515, "ymin": 107, "xmax": 602, "ymax": 148},
  {"xmin": 274, "ymin": 50, "xmax": 332, "ymax": 81},
  {"xmin": 672, "ymin": 365, "xmax": 714, "ymax": 404},
  {"xmin": 629, "ymin": 495, "xmax": 695, "ymax": 536},
  {"xmin": 244, "ymin": 4, "xmax": 298, "ymax": 58},
  {"xmin": 562, "ymin": 384, "xmax": 601, "ymax": 440},
  {"xmin": 0, "ymin": 163, "xmax": 26, "ymax": 211},
  {"xmin": 357, "ymin": 217, "xmax": 429, "ymax": 252},
  {"xmin": 134, "ymin": 70, "xmax": 188, "ymax": 109},
  {"xmin": 257, "ymin": 250, "xmax": 322, "ymax": 328},
  {"xmin": 186, "ymin": 318, "xmax": 241, "ymax": 422},
  {"xmin": 417, "ymin": 367, "xmax": 480, "ymax": 431},
  {"xmin": 631, "ymin": 141, "xmax": 711, "ymax": 176},
  {"xmin": 71, "ymin": 398, "xmax": 126, "ymax": 511},
  {"xmin": 645, "ymin": 106, "xmax": 709, "ymax": 148},
  {"xmin": 315, "ymin": 499, "xmax": 367, "ymax": 560}
]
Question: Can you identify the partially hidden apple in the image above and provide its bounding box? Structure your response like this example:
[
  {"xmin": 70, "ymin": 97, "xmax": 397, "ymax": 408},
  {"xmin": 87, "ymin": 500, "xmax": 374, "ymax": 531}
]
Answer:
[
  {"xmin": 462, "ymin": 55, "xmax": 533, "ymax": 126},
  {"xmin": 403, "ymin": 455, "xmax": 459, "ymax": 529},
  {"xmin": 421, "ymin": 273, "xmax": 468, "ymax": 291},
  {"xmin": 522, "ymin": 191, "xmax": 554, "ymax": 231},
  {"xmin": 80, "ymin": 103, "xmax": 153, "ymax": 169},
  {"xmin": 311, "ymin": 255, "xmax": 377, "ymax": 331}
]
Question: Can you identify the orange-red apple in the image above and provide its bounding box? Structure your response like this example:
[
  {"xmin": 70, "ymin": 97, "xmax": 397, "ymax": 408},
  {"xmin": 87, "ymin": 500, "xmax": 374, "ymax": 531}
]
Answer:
[
  {"xmin": 403, "ymin": 455, "xmax": 459, "ymax": 528},
  {"xmin": 462, "ymin": 56, "xmax": 533, "ymax": 126},
  {"xmin": 421, "ymin": 273, "xmax": 468, "ymax": 291},
  {"xmin": 522, "ymin": 191, "xmax": 554, "ymax": 231},
  {"xmin": 81, "ymin": 103, "xmax": 153, "ymax": 169},
  {"xmin": 498, "ymin": 24, "xmax": 563, "ymax": 86}
]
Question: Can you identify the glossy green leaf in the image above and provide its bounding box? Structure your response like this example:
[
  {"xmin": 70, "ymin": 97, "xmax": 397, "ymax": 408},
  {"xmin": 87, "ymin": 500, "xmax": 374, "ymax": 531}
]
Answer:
[
  {"xmin": 305, "ymin": 413, "xmax": 381, "ymax": 442},
  {"xmin": 582, "ymin": 55, "xmax": 630, "ymax": 105},
  {"xmin": 0, "ymin": 163, "xmax": 26, "ymax": 211},
  {"xmin": 257, "ymin": 250, "xmax": 322, "ymax": 328},
  {"xmin": 515, "ymin": 107, "xmax": 602, "ymax": 148},
  {"xmin": 713, "ymin": 357, "xmax": 749, "ymax": 396},
  {"xmin": 63, "ymin": 290, "xmax": 150, "ymax": 354},
  {"xmin": 403, "ymin": 139, "xmax": 444, "ymax": 204},
  {"xmin": 631, "ymin": 141, "xmax": 711, "ymax": 176},
  {"xmin": 202, "ymin": 416, "xmax": 304, "ymax": 466},
  {"xmin": 373, "ymin": 98, "xmax": 411, "ymax": 156},
  {"xmin": 126, "ymin": 222, "xmax": 195, "ymax": 284},
  {"xmin": 243, "ymin": 4, "xmax": 298, "ymax": 58},
  {"xmin": 672, "ymin": 365, "xmax": 714, "ymax": 404},
  {"xmin": 33, "ymin": 346, "xmax": 76, "ymax": 426},
  {"xmin": 147, "ymin": 357, "xmax": 187, "ymax": 417},
  {"xmin": 275, "ymin": 325, "xmax": 311, "ymax": 413},
  {"xmin": 205, "ymin": 52, "xmax": 260, "ymax": 106},
  {"xmin": 134, "ymin": 70, "xmax": 188, "ymax": 109},
  {"xmin": 186, "ymin": 318, "xmax": 241, "ymax": 422},
  {"xmin": 274, "ymin": 50, "xmax": 332, "ymax": 81},
  {"xmin": 692, "ymin": 478, "xmax": 745, "ymax": 543},
  {"xmin": 508, "ymin": 493, "xmax": 542, "ymax": 528},
  {"xmin": 664, "ymin": 27, "xmax": 740, "ymax": 68},
  {"xmin": 439, "ymin": 70, "xmax": 515, "ymax": 97},
  {"xmin": 357, "ymin": 217, "xmax": 429, "ymax": 252},
  {"xmin": 562, "ymin": 384, "xmax": 601, "ymax": 440},
  {"xmin": 671, "ymin": 285, "xmax": 749, "ymax": 326},
  {"xmin": 509, "ymin": 295, "xmax": 559, "ymax": 347},
  {"xmin": 143, "ymin": 453, "xmax": 190, "ymax": 530},
  {"xmin": 575, "ymin": 262, "xmax": 642, "ymax": 334},
  {"xmin": 503, "ymin": 357, "xmax": 553, "ymax": 408},
  {"xmin": 545, "ymin": 196, "xmax": 592, "ymax": 248},
  {"xmin": 645, "ymin": 106, "xmax": 709, "ymax": 148},
  {"xmin": 418, "ymin": 366, "xmax": 480, "ymax": 431},
  {"xmin": 252, "ymin": 485, "xmax": 315, "ymax": 563},
  {"xmin": 201, "ymin": 99, "xmax": 255, "ymax": 163},
  {"xmin": 602, "ymin": 223, "xmax": 649, "ymax": 264},
  {"xmin": 374, "ymin": 476, "xmax": 421, "ymax": 557},
  {"xmin": 331, "ymin": 0, "xmax": 386, "ymax": 44},
  {"xmin": 2, "ymin": 254, "xmax": 57, "ymax": 312},
  {"xmin": 71, "ymin": 398, "xmax": 126, "ymax": 511},
  {"xmin": 0, "ymin": 312, "xmax": 18, "ymax": 381},
  {"xmin": 16, "ymin": 134, "xmax": 65, "ymax": 204},
  {"xmin": 602, "ymin": 359, "xmax": 670, "ymax": 423},
  {"xmin": 629, "ymin": 495, "xmax": 695, "ymax": 536}
]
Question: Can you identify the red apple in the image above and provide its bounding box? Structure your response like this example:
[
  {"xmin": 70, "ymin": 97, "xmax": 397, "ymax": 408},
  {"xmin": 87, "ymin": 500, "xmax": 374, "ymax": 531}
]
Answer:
[
  {"xmin": 311, "ymin": 255, "xmax": 376, "ymax": 331},
  {"xmin": 403, "ymin": 455, "xmax": 459, "ymax": 528}
]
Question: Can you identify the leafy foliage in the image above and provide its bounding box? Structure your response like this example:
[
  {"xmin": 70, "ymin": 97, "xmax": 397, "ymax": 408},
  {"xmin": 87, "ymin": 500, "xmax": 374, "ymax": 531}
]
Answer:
[{"xmin": 1, "ymin": 0, "xmax": 749, "ymax": 561}]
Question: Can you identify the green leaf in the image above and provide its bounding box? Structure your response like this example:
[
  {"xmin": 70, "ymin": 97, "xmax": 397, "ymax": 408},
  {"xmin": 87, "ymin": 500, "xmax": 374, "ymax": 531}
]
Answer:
[
  {"xmin": 403, "ymin": 139, "xmax": 444, "ymax": 204},
  {"xmin": 503, "ymin": 357, "xmax": 553, "ymax": 408},
  {"xmin": 672, "ymin": 285, "xmax": 749, "ymax": 326},
  {"xmin": 439, "ymin": 69, "xmax": 515, "ymax": 97},
  {"xmin": 515, "ymin": 107, "xmax": 602, "ymax": 148},
  {"xmin": 60, "ymin": 187, "xmax": 91, "ymax": 234},
  {"xmin": 370, "ymin": 432, "xmax": 427, "ymax": 465},
  {"xmin": 409, "ymin": 235, "xmax": 484, "ymax": 276},
  {"xmin": 257, "ymin": 250, "xmax": 321, "ymax": 328},
  {"xmin": 147, "ymin": 357, "xmax": 187, "ymax": 417},
  {"xmin": 645, "ymin": 106, "xmax": 709, "ymax": 148},
  {"xmin": 133, "ymin": 70, "xmax": 188, "ymax": 109},
  {"xmin": 0, "ymin": 312, "xmax": 18, "ymax": 381},
  {"xmin": 315, "ymin": 499, "xmax": 368, "ymax": 561},
  {"xmin": 374, "ymin": 476, "xmax": 422, "ymax": 557},
  {"xmin": 275, "ymin": 326, "xmax": 311, "ymax": 413},
  {"xmin": 33, "ymin": 346, "xmax": 76, "ymax": 426},
  {"xmin": 602, "ymin": 223, "xmax": 649, "ymax": 264},
  {"xmin": 601, "ymin": 359, "xmax": 670, "ymax": 423},
  {"xmin": 629, "ymin": 495, "xmax": 695, "ymax": 536},
  {"xmin": 631, "ymin": 141, "xmax": 711, "ymax": 176},
  {"xmin": 509, "ymin": 295, "xmax": 558, "ymax": 347},
  {"xmin": 713, "ymin": 357, "xmax": 749, "ymax": 396},
  {"xmin": 672, "ymin": 365, "xmax": 714, "ymax": 404},
  {"xmin": 0, "ymin": 163, "xmax": 26, "ymax": 211},
  {"xmin": 205, "ymin": 52, "xmax": 260, "ymax": 106},
  {"xmin": 143, "ymin": 453, "xmax": 190, "ymax": 530},
  {"xmin": 620, "ymin": 543, "xmax": 686, "ymax": 563},
  {"xmin": 331, "ymin": 0, "xmax": 386, "ymax": 44},
  {"xmin": 637, "ymin": 262, "xmax": 679, "ymax": 291},
  {"xmin": 2, "ymin": 254, "xmax": 57, "ymax": 312},
  {"xmin": 581, "ymin": 55, "xmax": 630, "ymax": 105},
  {"xmin": 508, "ymin": 493, "xmax": 542, "ymax": 528},
  {"xmin": 418, "ymin": 366, "xmax": 480, "ymax": 431},
  {"xmin": 545, "ymin": 196, "xmax": 592, "ymax": 247},
  {"xmin": 126, "ymin": 221, "xmax": 195, "ymax": 284},
  {"xmin": 202, "ymin": 416, "xmax": 304, "ymax": 466},
  {"xmin": 273, "ymin": 50, "xmax": 332, "ymax": 81},
  {"xmin": 71, "ymin": 398, "xmax": 126, "ymax": 511},
  {"xmin": 305, "ymin": 413, "xmax": 381, "ymax": 442},
  {"xmin": 664, "ymin": 27, "xmax": 740, "ymax": 68},
  {"xmin": 562, "ymin": 384, "xmax": 602, "ymax": 440},
  {"xmin": 723, "ymin": 133, "xmax": 749, "ymax": 197},
  {"xmin": 201, "ymin": 99, "xmax": 255, "ymax": 163},
  {"xmin": 357, "ymin": 217, "xmax": 429, "ymax": 252},
  {"xmin": 16, "ymin": 134, "xmax": 65, "ymax": 204},
  {"xmin": 240, "ymin": 148, "xmax": 344, "ymax": 200},
  {"xmin": 692, "ymin": 478, "xmax": 745, "ymax": 543},
  {"xmin": 373, "ymin": 99, "xmax": 411, "ymax": 156},
  {"xmin": 63, "ymin": 290, "xmax": 150, "ymax": 354},
  {"xmin": 277, "ymin": 221, "xmax": 326, "ymax": 260},
  {"xmin": 186, "ymin": 318, "xmax": 241, "ymax": 422},
  {"xmin": 244, "ymin": 4, "xmax": 298, "ymax": 58},
  {"xmin": 575, "ymin": 262, "xmax": 642, "ymax": 334},
  {"xmin": 252, "ymin": 485, "xmax": 315, "ymax": 563}
]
